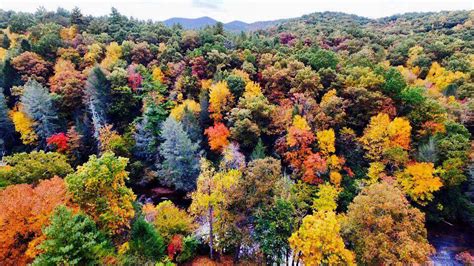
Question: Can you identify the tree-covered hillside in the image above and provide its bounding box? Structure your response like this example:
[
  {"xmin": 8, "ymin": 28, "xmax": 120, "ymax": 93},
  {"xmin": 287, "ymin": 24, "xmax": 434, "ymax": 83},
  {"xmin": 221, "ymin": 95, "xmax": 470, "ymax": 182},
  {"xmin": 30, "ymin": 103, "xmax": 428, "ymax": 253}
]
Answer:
[{"xmin": 0, "ymin": 7, "xmax": 473, "ymax": 265}]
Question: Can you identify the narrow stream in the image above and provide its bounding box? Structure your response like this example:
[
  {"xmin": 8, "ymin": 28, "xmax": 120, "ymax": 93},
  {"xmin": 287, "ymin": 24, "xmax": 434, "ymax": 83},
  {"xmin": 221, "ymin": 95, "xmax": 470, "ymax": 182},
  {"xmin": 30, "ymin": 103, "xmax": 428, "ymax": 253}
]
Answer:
[{"xmin": 428, "ymin": 223, "xmax": 474, "ymax": 265}]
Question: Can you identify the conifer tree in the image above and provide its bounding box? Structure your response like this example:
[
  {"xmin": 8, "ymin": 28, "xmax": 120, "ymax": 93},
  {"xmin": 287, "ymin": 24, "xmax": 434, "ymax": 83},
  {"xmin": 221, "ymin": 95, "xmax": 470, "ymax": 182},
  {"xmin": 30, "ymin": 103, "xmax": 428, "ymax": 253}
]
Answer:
[
  {"xmin": 157, "ymin": 117, "xmax": 200, "ymax": 192},
  {"xmin": 21, "ymin": 80, "xmax": 59, "ymax": 142},
  {"xmin": 85, "ymin": 67, "xmax": 111, "ymax": 141},
  {"xmin": 0, "ymin": 90, "xmax": 14, "ymax": 152}
]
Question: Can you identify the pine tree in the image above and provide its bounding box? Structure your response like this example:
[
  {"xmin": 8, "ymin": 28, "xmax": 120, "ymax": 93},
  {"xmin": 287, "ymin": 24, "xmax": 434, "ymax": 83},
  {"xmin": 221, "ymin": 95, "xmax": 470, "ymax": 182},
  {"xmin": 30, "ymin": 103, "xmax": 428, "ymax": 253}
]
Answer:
[
  {"xmin": 181, "ymin": 107, "xmax": 202, "ymax": 145},
  {"xmin": 157, "ymin": 117, "xmax": 200, "ymax": 192},
  {"xmin": 21, "ymin": 80, "xmax": 59, "ymax": 141},
  {"xmin": 33, "ymin": 206, "xmax": 112, "ymax": 265},
  {"xmin": 133, "ymin": 116, "xmax": 156, "ymax": 162},
  {"xmin": 85, "ymin": 67, "xmax": 111, "ymax": 141},
  {"xmin": 0, "ymin": 90, "xmax": 14, "ymax": 144},
  {"xmin": 85, "ymin": 67, "xmax": 110, "ymax": 121},
  {"xmin": 70, "ymin": 7, "xmax": 86, "ymax": 31},
  {"xmin": 250, "ymin": 138, "xmax": 266, "ymax": 160}
]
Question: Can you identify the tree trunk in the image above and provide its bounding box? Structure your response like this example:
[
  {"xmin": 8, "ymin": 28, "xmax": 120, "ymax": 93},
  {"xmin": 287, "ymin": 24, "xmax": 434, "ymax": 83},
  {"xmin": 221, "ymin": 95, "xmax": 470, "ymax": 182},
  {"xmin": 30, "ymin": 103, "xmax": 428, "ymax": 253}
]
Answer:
[
  {"xmin": 233, "ymin": 241, "xmax": 241, "ymax": 263},
  {"xmin": 209, "ymin": 205, "xmax": 214, "ymax": 260}
]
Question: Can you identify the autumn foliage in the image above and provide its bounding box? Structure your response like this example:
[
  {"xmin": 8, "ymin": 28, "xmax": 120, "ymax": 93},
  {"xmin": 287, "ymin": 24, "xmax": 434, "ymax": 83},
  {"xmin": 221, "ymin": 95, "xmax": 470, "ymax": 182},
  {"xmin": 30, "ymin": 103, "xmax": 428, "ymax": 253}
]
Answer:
[
  {"xmin": 0, "ymin": 7, "xmax": 472, "ymax": 265},
  {"xmin": 205, "ymin": 122, "xmax": 230, "ymax": 151},
  {"xmin": 47, "ymin": 132, "xmax": 69, "ymax": 152},
  {"xmin": 0, "ymin": 177, "xmax": 71, "ymax": 265}
]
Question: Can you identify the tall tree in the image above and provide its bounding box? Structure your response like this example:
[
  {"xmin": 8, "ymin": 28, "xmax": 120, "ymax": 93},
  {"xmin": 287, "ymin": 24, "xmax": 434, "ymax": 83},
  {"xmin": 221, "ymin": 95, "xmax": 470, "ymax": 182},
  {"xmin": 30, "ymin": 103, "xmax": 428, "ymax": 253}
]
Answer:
[
  {"xmin": 157, "ymin": 117, "xmax": 200, "ymax": 192},
  {"xmin": 70, "ymin": 7, "xmax": 87, "ymax": 31},
  {"xmin": 254, "ymin": 199, "xmax": 295, "ymax": 264},
  {"xmin": 21, "ymin": 79, "xmax": 59, "ymax": 142},
  {"xmin": 85, "ymin": 67, "xmax": 111, "ymax": 140},
  {"xmin": 289, "ymin": 183, "xmax": 354, "ymax": 265},
  {"xmin": 190, "ymin": 158, "xmax": 241, "ymax": 259},
  {"xmin": 0, "ymin": 90, "xmax": 13, "ymax": 152}
]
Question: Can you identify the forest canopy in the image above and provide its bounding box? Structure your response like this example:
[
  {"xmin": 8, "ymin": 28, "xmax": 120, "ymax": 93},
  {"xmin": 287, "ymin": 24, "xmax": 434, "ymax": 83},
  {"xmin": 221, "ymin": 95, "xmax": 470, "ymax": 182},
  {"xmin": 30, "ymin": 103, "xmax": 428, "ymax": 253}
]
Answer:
[{"xmin": 0, "ymin": 7, "xmax": 473, "ymax": 265}]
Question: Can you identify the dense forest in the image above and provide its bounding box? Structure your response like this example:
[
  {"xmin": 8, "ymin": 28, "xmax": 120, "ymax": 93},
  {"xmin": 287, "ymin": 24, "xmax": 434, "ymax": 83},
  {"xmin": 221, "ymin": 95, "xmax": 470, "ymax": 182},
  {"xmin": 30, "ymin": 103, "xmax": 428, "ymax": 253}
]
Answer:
[{"xmin": 0, "ymin": 7, "xmax": 473, "ymax": 265}]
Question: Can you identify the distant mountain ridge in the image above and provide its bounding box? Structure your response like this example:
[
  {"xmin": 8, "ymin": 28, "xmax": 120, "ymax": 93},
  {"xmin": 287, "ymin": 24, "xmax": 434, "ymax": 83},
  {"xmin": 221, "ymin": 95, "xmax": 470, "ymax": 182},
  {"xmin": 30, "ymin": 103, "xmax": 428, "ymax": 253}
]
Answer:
[{"xmin": 162, "ymin": 16, "xmax": 285, "ymax": 31}]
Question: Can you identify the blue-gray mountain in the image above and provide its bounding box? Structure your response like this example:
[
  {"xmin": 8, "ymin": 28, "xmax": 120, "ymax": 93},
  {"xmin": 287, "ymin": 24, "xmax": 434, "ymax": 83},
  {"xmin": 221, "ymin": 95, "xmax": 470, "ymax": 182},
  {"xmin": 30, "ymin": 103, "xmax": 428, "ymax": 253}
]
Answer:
[{"xmin": 162, "ymin": 16, "xmax": 286, "ymax": 31}]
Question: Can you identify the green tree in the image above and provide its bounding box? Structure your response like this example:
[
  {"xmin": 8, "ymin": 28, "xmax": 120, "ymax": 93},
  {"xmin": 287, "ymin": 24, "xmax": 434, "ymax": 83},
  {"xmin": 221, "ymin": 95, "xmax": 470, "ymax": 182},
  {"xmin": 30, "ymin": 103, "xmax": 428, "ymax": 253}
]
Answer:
[
  {"xmin": 9, "ymin": 12, "xmax": 35, "ymax": 33},
  {"xmin": 157, "ymin": 117, "xmax": 200, "ymax": 192},
  {"xmin": 0, "ymin": 91, "xmax": 14, "ymax": 151},
  {"xmin": 225, "ymin": 75, "xmax": 246, "ymax": 99},
  {"xmin": 33, "ymin": 206, "xmax": 112, "ymax": 265},
  {"xmin": 21, "ymin": 79, "xmax": 59, "ymax": 142},
  {"xmin": 254, "ymin": 199, "xmax": 295, "ymax": 264},
  {"xmin": 65, "ymin": 152, "xmax": 136, "ymax": 235},
  {"xmin": 250, "ymin": 138, "xmax": 266, "ymax": 160},
  {"xmin": 0, "ymin": 151, "xmax": 72, "ymax": 185},
  {"xmin": 127, "ymin": 217, "xmax": 166, "ymax": 262},
  {"xmin": 382, "ymin": 67, "xmax": 406, "ymax": 100}
]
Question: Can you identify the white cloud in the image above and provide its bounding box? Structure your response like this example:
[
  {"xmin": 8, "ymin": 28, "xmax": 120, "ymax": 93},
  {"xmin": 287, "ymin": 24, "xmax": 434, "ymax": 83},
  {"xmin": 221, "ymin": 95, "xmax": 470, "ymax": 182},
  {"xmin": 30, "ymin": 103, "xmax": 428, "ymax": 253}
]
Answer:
[
  {"xmin": 0, "ymin": 0, "xmax": 472, "ymax": 23},
  {"xmin": 192, "ymin": 0, "xmax": 223, "ymax": 10}
]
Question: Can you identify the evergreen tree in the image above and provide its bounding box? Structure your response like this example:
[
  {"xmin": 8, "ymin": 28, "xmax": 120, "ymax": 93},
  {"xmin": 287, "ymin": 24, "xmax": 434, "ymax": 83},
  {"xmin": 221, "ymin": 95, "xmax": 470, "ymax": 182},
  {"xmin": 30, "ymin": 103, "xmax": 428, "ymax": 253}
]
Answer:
[
  {"xmin": 0, "ymin": 91, "xmax": 14, "ymax": 153},
  {"xmin": 85, "ymin": 67, "xmax": 111, "ymax": 140},
  {"xmin": 181, "ymin": 107, "xmax": 202, "ymax": 145},
  {"xmin": 1, "ymin": 59, "xmax": 20, "ymax": 95},
  {"xmin": 157, "ymin": 117, "xmax": 200, "ymax": 192},
  {"xmin": 33, "ymin": 206, "xmax": 112, "ymax": 265},
  {"xmin": 21, "ymin": 79, "xmax": 59, "ymax": 141},
  {"xmin": 250, "ymin": 138, "xmax": 266, "ymax": 160},
  {"xmin": 127, "ymin": 217, "xmax": 166, "ymax": 262},
  {"xmin": 133, "ymin": 116, "xmax": 156, "ymax": 162},
  {"xmin": 70, "ymin": 7, "xmax": 86, "ymax": 31}
]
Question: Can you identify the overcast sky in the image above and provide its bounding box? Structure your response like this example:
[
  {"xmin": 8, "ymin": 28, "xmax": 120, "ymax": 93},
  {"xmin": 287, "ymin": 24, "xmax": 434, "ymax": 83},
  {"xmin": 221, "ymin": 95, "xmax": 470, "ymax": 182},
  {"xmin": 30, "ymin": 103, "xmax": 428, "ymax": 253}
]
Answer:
[{"xmin": 1, "ymin": 0, "xmax": 472, "ymax": 23}]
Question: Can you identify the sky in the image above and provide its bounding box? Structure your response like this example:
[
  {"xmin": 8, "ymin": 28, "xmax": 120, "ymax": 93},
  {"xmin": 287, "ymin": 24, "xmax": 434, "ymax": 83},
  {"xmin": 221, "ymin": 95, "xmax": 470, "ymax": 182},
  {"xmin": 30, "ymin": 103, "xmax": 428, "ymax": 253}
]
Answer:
[{"xmin": 0, "ymin": 0, "xmax": 472, "ymax": 23}]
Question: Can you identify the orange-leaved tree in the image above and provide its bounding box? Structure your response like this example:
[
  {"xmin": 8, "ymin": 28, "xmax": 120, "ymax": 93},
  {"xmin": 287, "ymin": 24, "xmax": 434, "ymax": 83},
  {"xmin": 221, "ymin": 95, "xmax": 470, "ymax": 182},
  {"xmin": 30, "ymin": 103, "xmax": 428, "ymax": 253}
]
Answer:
[{"xmin": 0, "ymin": 177, "xmax": 71, "ymax": 265}]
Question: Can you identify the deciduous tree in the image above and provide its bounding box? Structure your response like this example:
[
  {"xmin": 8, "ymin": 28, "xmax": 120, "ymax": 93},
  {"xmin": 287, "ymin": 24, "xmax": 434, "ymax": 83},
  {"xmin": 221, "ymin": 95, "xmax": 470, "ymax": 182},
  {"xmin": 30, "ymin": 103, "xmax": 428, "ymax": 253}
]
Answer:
[
  {"xmin": 0, "ymin": 177, "xmax": 70, "ymax": 265},
  {"xmin": 208, "ymin": 81, "xmax": 233, "ymax": 121},
  {"xmin": 65, "ymin": 152, "xmax": 136, "ymax": 235},
  {"xmin": 190, "ymin": 159, "xmax": 241, "ymax": 259},
  {"xmin": 204, "ymin": 122, "xmax": 230, "ymax": 152},
  {"xmin": 342, "ymin": 182, "xmax": 434, "ymax": 264},
  {"xmin": 396, "ymin": 162, "xmax": 443, "ymax": 205},
  {"xmin": 0, "ymin": 150, "xmax": 72, "ymax": 185}
]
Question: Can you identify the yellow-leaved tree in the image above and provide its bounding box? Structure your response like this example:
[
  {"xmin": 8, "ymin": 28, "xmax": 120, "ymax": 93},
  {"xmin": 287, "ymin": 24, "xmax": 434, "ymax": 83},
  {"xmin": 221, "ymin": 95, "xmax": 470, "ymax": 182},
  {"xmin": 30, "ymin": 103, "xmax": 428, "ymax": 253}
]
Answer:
[
  {"xmin": 396, "ymin": 162, "xmax": 443, "ymax": 205},
  {"xmin": 243, "ymin": 81, "xmax": 263, "ymax": 98},
  {"xmin": 190, "ymin": 158, "xmax": 241, "ymax": 259},
  {"xmin": 144, "ymin": 200, "xmax": 195, "ymax": 242},
  {"xmin": 84, "ymin": 43, "xmax": 103, "ymax": 66},
  {"xmin": 316, "ymin": 128, "xmax": 335, "ymax": 155},
  {"xmin": 9, "ymin": 106, "xmax": 38, "ymax": 145},
  {"xmin": 100, "ymin": 42, "xmax": 122, "ymax": 70},
  {"xmin": 359, "ymin": 113, "xmax": 411, "ymax": 163},
  {"xmin": 289, "ymin": 183, "xmax": 355, "ymax": 265},
  {"xmin": 152, "ymin": 66, "xmax": 165, "ymax": 83},
  {"xmin": 208, "ymin": 81, "xmax": 233, "ymax": 121},
  {"xmin": 426, "ymin": 62, "xmax": 467, "ymax": 92},
  {"xmin": 366, "ymin": 161, "xmax": 386, "ymax": 184},
  {"xmin": 170, "ymin": 99, "xmax": 201, "ymax": 121}
]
